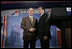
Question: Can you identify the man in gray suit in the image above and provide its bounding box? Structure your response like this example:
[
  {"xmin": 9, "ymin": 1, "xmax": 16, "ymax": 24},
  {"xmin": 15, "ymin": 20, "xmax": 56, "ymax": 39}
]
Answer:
[{"xmin": 21, "ymin": 8, "xmax": 38, "ymax": 48}]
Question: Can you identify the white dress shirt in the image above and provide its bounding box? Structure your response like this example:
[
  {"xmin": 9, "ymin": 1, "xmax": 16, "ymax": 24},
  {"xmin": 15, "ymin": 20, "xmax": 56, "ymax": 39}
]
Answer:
[{"xmin": 29, "ymin": 15, "xmax": 33, "ymax": 23}]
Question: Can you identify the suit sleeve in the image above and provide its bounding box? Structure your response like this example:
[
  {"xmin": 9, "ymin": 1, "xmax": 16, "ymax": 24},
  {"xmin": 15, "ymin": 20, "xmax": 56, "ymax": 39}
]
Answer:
[
  {"xmin": 44, "ymin": 15, "xmax": 51, "ymax": 39},
  {"xmin": 21, "ymin": 17, "xmax": 30, "ymax": 30}
]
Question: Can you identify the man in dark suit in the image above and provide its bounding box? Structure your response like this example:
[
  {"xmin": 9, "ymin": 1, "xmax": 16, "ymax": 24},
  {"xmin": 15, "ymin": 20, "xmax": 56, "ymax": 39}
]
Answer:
[
  {"xmin": 21, "ymin": 8, "xmax": 38, "ymax": 48},
  {"xmin": 37, "ymin": 6, "xmax": 51, "ymax": 48}
]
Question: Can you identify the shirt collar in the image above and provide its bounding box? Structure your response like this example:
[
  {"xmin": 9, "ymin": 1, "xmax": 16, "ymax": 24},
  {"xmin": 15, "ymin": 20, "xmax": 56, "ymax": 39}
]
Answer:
[
  {"xmin": 40, "ymin": 13, "xmax": 44, "ymax": 16},
  {"xmin": 29, "ymin": 15, "xmax": 33, "ymax": 18}
]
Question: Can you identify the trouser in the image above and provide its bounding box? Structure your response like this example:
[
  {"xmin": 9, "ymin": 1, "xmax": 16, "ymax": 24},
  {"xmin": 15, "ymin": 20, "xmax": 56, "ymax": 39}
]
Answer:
[
  {"xmin": 40, "ymin": 39, "xmax": 49, "ymax": 48},
  {"xmin": 24, "ymin": 39, "xmax": 35, "ymax": 48}
]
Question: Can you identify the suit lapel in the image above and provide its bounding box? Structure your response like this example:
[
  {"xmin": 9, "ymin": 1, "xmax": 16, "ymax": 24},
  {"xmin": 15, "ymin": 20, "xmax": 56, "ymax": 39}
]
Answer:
[
  {"xmin": 27, "ymin": 16, "xmax": 36, "ymax": 27},
  {"xmin": 32, "ymin": 17, "xmax": 35, "ymax": 25},
  {"xmin": 27, "ymin": 16, "xmax": 32, "ymax": 24}
]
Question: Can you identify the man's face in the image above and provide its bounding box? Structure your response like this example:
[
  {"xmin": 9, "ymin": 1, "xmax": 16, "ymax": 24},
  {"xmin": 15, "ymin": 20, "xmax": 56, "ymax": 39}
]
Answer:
[
  {"xmin": 38, "ymin": 7, "xmax": 43, "ymax": 14},
  {"xmin": 28, "ymin": 8, "xmax": 34, "ymax": 16}
]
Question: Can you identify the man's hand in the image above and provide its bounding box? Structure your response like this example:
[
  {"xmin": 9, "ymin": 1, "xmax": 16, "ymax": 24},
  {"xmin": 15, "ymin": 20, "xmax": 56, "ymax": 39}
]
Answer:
[
  {"xmin": 29, "ymin": 28, "xmax": 36, "ymax": 32},
  {"xmin": 44, "ymin": 36, "xmax": 48, "ymax": 40}
]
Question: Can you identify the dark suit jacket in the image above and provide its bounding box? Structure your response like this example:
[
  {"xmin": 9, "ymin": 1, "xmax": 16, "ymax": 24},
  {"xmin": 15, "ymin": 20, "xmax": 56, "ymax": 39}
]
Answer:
[
  {"xmin": 21, "ymin": 16, "xmax": 38, "ymax": 40},
  {"xmin": 38, "ymin": 13, "xmax": 52, "ymax": 40}
]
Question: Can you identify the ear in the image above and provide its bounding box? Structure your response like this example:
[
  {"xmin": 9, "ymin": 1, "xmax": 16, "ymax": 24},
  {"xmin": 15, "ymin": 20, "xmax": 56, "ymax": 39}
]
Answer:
[{"xmin": 33, "ymin": 9, "xmax": 35, "ymax": 13}]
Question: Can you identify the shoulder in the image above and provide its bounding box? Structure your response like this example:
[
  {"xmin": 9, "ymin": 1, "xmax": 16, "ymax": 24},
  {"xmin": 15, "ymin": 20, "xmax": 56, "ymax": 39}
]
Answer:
[
  {"xmin": 33, "ymin": 17, "xmax": 37, "ymax": 20},
  {"xmin": 42, "ymin": 13, "xmax": 48, "ymax": 17},
  {"xmin": 44, "ymin": 13, "xmax": 48, "ymax": 17}
]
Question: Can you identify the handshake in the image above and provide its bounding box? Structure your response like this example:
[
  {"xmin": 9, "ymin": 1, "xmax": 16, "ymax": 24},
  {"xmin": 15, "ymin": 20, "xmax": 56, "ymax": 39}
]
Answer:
[{"xmin": 29, "ymin": 28, "xmax": 36, "ymax": 32}]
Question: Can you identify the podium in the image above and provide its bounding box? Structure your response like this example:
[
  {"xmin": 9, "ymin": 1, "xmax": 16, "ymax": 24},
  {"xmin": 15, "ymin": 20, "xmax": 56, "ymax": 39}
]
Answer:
[{"xmin": 51, "ymin": 7, "xmax": 71, "ymax": 48}]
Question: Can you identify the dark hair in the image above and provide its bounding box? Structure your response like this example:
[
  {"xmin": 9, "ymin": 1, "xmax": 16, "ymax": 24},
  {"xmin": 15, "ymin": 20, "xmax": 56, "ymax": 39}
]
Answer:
[{"xmin": 38, "ymin": 6, "xmax": 45, "ymax": 10}]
